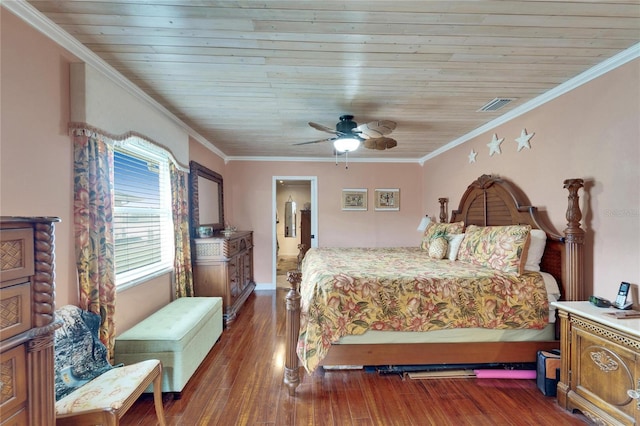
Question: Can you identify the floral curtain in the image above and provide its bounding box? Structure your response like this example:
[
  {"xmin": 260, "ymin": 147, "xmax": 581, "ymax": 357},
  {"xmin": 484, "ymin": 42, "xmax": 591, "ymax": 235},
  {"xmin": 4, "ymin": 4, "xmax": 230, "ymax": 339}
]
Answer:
[
  {"xmin": 72, "ymin": 130, "xmax": 117, "ymax": 360},
  {"xmin": 170, "ymin": 162, "xmax": 194, "ymax": 298}
]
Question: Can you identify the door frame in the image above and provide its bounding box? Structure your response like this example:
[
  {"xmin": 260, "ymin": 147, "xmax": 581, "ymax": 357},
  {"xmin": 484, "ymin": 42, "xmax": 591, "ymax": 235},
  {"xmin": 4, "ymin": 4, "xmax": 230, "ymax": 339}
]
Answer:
[{"xmin": 272, "ymin": 176, "xmax": 318, "ymax": 287}]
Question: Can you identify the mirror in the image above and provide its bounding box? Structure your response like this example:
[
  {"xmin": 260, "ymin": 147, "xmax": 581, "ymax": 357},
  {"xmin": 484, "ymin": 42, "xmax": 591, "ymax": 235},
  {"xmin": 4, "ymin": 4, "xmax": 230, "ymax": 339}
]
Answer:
[
  {"xmin": 189, "ymin": 161, "xmax": 224, "ymax": 237},
  {"xmin": 285, "ymin": 199, "xmax": 296, "ymax": 237}
]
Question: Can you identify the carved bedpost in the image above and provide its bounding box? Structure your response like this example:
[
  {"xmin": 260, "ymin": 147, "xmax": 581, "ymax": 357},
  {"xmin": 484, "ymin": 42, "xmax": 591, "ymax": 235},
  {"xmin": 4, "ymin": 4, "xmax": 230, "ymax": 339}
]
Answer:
[
  {"xmin": 438, "ymin": 198, "xmax": 448, "ymax": 223},
  {"xmin": 284, "ymin": 270, "xmax": 302, "ymax": 396},
  {"xmin": 563, "ymin": 179, "xmax": 585, "ymax": 301}
]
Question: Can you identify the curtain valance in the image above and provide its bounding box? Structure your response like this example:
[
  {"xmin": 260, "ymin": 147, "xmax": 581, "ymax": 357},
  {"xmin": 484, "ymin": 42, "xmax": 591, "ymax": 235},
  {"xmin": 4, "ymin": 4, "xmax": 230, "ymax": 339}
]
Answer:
[{"xmin": 69, "ymin": 123, "xmax": 189, "ymax": 172}]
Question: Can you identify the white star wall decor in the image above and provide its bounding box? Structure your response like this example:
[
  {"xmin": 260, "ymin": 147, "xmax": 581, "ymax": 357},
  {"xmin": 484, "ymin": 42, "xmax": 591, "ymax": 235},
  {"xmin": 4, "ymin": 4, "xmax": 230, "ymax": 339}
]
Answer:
[
  {"xmin": 468, "ymin": 149, "xmax": 477, "ymax": 163},
  {"xmin": 515, "ymin": 129, "xmax": 534, "ymax": 152},
  {"xmin": 487, "ymin": 134, "xmax": 504, "ymax": 156}
]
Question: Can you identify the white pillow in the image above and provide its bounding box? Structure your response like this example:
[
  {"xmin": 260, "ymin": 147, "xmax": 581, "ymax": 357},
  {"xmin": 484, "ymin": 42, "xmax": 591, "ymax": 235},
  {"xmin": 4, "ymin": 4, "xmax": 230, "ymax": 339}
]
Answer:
[
  {"xmin": 540, "ymin": 271, "xmax": 561, "ymax": 300},
  {"xmin": 446, "ymin": 234, "xmax": 465, "ymax": 261},
  {"xmin": 524, "ymin": 229, "xmax": 547, "ymax": 272}
]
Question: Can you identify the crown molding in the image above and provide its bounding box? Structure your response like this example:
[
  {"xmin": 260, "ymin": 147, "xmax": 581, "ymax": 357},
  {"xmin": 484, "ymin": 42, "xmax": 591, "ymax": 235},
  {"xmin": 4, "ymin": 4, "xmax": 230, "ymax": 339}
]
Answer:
[
  {"xmin": 2, "ymin": 0, "xmax": 229, "ymax": 162},
  {"xmin": 227, "ymin": 155, "xmax": 419, "ymax": 163},
  {"xmin": 420, "ymin": 42, "xmax": 640, "ymax": 164}
]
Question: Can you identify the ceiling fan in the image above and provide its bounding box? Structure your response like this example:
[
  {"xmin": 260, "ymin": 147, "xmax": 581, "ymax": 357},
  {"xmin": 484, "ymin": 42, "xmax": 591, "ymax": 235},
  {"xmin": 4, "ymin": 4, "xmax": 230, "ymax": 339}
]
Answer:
[{"xmin": 293, "ymin": 115, "xmax": 398, "ymax": 152}]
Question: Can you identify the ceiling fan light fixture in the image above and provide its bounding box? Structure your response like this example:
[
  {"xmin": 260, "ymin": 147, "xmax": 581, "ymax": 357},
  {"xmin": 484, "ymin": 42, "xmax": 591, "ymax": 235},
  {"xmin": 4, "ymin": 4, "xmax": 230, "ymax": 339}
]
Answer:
[{"xmin": 333, "ymin": 137, "xmax": 360, "ymax": 152}]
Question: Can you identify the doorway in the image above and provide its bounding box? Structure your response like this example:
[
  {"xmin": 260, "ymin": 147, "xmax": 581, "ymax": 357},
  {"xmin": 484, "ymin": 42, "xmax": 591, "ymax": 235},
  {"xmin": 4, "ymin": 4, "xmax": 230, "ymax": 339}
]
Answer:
[{"xmin": 273, "ymin": 176, "xmax": 318, "ymax": 289}]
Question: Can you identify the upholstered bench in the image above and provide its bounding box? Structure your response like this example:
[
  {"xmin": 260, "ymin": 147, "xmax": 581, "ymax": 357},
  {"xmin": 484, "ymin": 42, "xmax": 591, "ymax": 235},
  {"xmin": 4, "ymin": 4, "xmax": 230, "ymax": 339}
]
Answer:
[{"xmin": 114, "ymin": 296, "xmax": 223, "ymax": 395}]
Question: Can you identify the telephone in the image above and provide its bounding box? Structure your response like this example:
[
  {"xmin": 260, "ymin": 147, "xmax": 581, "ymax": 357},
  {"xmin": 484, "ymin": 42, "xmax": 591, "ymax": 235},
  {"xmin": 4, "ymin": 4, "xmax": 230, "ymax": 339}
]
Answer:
[
  {"xmin": 614, "ymin": 282, "xmax": 632, "ymax": 310},
  {"xmin": 589, "ymin": 282, "xmax": 632, "ymax": 310}
]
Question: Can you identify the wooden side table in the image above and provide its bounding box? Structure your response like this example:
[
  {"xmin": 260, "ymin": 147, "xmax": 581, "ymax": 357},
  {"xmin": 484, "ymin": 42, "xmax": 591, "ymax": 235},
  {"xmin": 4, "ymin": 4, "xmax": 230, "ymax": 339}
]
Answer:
[{"xmin": 552, "ymin": 301, "xmax": 640, "ymax": 425}]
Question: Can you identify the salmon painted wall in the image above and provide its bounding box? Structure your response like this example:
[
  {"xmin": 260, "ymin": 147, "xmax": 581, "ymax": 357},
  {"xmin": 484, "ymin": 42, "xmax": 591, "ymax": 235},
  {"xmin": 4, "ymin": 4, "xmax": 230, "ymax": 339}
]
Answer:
[
  {"xmin": 1, "ymin": 10, "xmax": 77, "ymax": 305},
  {"xmin": 225, "ymin": 161, "xmax": 424, "ymax": 286},
  {"xmin": 421, "ymin": 59, "xmax": 640, "ymax": 302},
  {"xmin": 2, "ymin": 11, "xmax": 174, "ymax": 333}
]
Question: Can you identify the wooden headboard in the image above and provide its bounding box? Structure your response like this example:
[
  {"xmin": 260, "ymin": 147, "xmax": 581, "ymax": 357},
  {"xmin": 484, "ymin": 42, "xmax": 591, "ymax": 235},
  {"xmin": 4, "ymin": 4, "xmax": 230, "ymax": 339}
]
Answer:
[{"xmin": 442, "ymin": 174, "xmax": 585, "ymax": 301}]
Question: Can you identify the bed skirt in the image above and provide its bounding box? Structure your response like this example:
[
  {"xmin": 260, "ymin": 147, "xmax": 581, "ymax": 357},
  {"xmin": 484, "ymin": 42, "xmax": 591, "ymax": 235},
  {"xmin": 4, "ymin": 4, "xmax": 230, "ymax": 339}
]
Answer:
[{"xmin": 335, "ymin": 323, "xmax": 555, "ymax": 345}]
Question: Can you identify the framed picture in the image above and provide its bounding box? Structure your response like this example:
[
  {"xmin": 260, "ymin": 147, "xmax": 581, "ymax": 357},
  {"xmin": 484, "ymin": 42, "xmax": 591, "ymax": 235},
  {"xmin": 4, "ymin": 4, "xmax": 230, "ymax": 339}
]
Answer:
[
  {"xmin": 342, "ymin": 188, "xmax": 367, "ymax": 211},
  {"xmin": 375, "ymin": 188, "xmax": 400, "ymax": 211}
]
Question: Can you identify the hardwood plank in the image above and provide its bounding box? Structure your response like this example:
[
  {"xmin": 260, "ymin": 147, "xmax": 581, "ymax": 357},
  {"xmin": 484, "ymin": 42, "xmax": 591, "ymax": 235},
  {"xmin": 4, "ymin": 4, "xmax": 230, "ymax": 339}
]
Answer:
[
  {"xmin": 109, "ymin": 60, "xmax": 591, "ymax": 75},
  {"xmin": 86, "ymin": 44, "xmax": 624, "ymax": 60},
  {"xmin": 58, "ymin": 22, "xmax": 640, "ymax": 39},
  {"xmin": 29, "ymin": 1, "xmax": 640, "ymax": 18},
  {"xmin": 70, "ymin": 32, "xmax": 634, "ymax": 52}
]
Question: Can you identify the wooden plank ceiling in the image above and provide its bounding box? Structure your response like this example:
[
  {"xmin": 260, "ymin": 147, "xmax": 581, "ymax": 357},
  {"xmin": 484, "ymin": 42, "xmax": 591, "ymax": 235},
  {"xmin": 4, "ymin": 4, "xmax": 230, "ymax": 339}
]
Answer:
[{"xmin": 26, "ymin": 1, "xmax": 640, "ymax": 160}]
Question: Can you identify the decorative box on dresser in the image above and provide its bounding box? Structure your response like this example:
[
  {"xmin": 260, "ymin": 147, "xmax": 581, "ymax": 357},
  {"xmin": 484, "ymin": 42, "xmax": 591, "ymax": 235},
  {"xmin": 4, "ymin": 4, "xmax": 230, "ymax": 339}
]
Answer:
[
  {"xmin": 193, "ymin": 231, "xmax": 255, "ymax": 325},
  {"xmin": 552, "ymin": 301, "xmax": 640, "ymax": 425},
  {"xmin": 1, "ymin": 217, "xmax": 60, "ymax": 426}
]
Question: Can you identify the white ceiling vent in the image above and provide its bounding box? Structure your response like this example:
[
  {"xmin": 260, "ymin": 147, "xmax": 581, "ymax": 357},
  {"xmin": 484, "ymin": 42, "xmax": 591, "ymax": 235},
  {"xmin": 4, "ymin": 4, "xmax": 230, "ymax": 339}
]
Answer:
[{"xmin": 478, "ymin": 98, "xmax": 515, "ymax": 112}]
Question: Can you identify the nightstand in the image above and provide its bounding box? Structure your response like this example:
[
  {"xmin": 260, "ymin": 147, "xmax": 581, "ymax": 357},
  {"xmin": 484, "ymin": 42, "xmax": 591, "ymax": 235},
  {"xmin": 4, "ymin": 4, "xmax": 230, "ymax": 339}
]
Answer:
[{"xmin": 552, "ymin": 301, "xmax": 640, "ymax": 425}]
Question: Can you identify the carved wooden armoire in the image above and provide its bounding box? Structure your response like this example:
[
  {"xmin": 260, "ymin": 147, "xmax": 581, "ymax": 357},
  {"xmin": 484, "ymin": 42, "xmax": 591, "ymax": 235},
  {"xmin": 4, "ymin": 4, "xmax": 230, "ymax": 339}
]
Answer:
[{"xmin": 1, "ymin": 217, "xmax": 60, "ymax": 426}]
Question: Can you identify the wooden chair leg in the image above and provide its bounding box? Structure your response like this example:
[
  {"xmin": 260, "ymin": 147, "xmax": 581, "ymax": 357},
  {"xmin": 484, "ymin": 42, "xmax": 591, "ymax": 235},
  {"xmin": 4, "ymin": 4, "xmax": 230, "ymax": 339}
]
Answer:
[{"xmin": 153, "ymin": 365, "xmax": 167, "ymax": 426}]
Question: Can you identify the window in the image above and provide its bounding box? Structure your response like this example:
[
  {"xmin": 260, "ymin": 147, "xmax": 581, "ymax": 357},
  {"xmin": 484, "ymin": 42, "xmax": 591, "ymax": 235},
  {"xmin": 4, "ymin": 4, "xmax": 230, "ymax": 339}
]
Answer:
[{"xmin": 113, "ymin": 143, "xmax": 173, "ymax": 288}]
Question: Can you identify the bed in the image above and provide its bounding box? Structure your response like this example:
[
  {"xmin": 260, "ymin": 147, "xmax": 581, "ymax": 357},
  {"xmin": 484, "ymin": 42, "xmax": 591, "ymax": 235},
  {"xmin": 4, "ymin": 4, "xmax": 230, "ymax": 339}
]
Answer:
[{"xmin": 283, "ymin": 174, "xmax": 585, "ymax": 395}]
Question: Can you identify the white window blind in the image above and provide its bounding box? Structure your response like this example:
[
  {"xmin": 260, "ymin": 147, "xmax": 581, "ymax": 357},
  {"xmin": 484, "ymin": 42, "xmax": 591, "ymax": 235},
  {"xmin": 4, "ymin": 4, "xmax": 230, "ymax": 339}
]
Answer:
[{"xmin": 113, "ymin": 144, "xmax": 173, "ymax": 287}]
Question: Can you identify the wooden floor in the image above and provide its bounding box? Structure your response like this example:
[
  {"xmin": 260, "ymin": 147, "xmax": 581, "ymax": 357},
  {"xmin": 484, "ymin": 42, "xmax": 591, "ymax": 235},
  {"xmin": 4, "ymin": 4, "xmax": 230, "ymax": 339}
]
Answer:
[
  {"xmin": 121, "ymin": 290, "xmax": 590, "ymax": 426},
  {"xmin": 276, "ymin": 255, "xmax": 299, "ymax": 275}
]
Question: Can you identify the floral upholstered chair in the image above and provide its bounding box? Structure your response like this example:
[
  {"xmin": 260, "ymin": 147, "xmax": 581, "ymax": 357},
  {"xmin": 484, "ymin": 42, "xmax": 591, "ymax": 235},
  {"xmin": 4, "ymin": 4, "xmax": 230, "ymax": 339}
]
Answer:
[{"xmin": 54, "ymin": 305, "xmax": 166, "ymax": 426}]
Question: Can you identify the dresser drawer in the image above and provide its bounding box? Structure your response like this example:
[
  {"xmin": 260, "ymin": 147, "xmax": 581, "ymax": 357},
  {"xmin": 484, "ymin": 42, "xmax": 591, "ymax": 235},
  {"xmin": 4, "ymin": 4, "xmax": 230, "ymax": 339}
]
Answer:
[
  {"xmin": 572, "ymin": 320, "xmax": 637, "ymax": 423},
  {"xmin": 0, "ymin": 345, "xmax": 27, "ymax": 418},
  {"xmin": 227, "ymin": 238, "xmax": 240, "ymax": 256},
  {"xmin": 0, "ymin": 229, "xmax": 34, "ymax": 287},
  {"xmin": 242, "ymin": 233, "xmax": 252, "ymax": 250},
  {"xmin": 227, "ymin": 233, "xmax": 252, "ymax": 257},
  {"xmin": 0, "ymin": 283, "xmax": 31, "ymax": 340},
  {"xmin": 0, "ymin": 407, "xmax": 27, "ymax": 426}
]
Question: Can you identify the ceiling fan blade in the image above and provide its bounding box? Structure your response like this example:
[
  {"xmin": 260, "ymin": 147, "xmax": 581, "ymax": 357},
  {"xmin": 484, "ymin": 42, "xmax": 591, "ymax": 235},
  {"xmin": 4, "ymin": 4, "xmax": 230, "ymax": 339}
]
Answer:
[
  {"xmin": 309, "ymin": 122, "xmax": 338, "ymax": 134},
  {"xmin": 356, "ymin": 120, "xmax": 397, "ymax": 139},
  {"xmin": 363, "ymin": 137, "xmax": 398, "ymax": 150},
  {"xmin": 292, "ymin": 137, "xmax": 334, "ymax": 146}
]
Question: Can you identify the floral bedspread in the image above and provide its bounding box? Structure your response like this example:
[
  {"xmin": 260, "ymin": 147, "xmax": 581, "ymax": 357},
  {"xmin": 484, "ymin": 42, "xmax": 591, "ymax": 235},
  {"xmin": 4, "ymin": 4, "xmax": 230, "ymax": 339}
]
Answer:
[{"xmin": 297, "ymin": 247, "xmax": 549, "ymax": 373}]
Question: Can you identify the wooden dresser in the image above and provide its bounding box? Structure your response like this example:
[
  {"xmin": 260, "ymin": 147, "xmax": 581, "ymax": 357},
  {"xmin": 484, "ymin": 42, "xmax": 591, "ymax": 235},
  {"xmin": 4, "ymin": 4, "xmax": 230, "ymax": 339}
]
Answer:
[
  {"xmin": 299, "ymin": 209, "xmax": 311, "ymax": 257},
  {"xmin": 193, "ymin": 231, "xmax": 255, "ymax": 325},
  {"xmin": 1, "ymin": 217, "xmax": 60, "ymax": 426},
  {"xmin": 553, "ymin": 301, "xmax": 640, "ymax": 425}
]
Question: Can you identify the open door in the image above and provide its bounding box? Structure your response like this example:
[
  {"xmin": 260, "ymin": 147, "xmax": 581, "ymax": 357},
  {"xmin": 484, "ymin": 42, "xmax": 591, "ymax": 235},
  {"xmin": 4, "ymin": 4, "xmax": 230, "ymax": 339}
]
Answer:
[{"xmin": 273, "ymin": 176, "xmax": 317, "ymax": 289}]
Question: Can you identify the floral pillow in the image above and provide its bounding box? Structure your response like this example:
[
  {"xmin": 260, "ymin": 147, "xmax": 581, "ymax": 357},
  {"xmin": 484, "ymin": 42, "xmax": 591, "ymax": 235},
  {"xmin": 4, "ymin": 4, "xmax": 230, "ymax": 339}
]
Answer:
[
  {"xmin": 457, "ymin": 224, "xmax": 531, "ymax": 275},
  {"xmin": 420, "ymin": 221, "xmax": 465, "ymax": 252}
]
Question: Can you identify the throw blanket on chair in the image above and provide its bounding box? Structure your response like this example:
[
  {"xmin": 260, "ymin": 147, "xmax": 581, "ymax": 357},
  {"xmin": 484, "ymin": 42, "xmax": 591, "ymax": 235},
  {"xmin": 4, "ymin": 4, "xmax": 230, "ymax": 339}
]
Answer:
[{"xmin": 54, "ymin": 305, "xmax": 119, "ymax": 401}]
